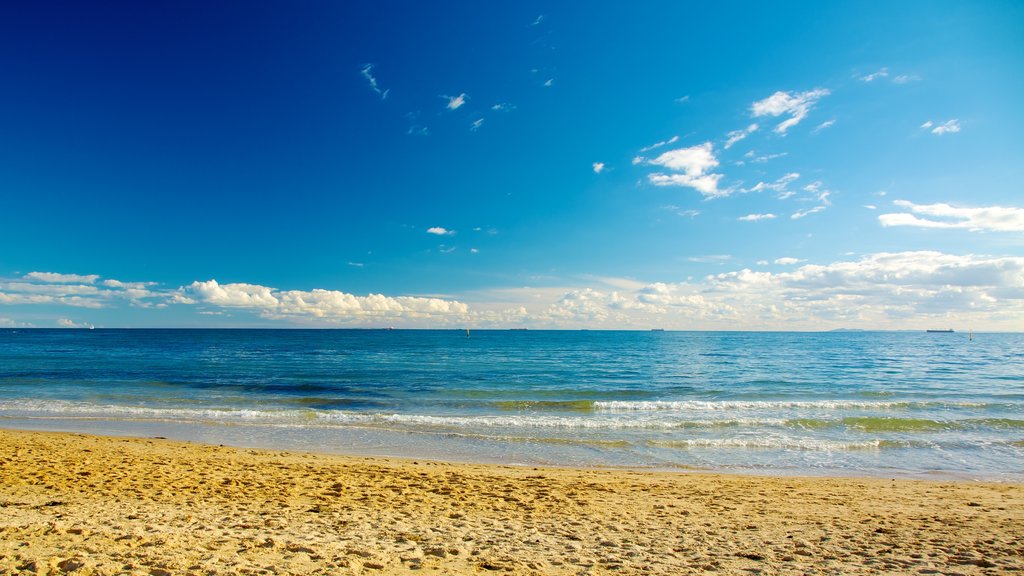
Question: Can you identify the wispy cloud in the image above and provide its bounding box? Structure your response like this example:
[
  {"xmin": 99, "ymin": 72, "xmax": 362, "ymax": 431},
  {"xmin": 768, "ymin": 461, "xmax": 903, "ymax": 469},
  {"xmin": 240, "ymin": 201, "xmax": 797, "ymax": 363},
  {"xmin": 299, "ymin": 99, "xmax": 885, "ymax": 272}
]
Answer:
[
  {"xmin": 738, "ymin": 213, "xmax": 776, "ymax": 222},
  {"xmin": 543, "ymin": 78, "xmax": 554, "ymax": 88},
  {"xmin": 427, "ymin": 227, "xmax": 455, "ymax": 236},
  {"xmin": 879, "ymin": 200, "xmax": 1024, "ymax": 232},
  {"xmin": 24, "ymin": 272, "xmax": 99, "ymax": 284},
  {"xmin": 812, "ymin": 119, "xmax": 835, "ymax": 133},
  {"xmin": 746, "ymin": 172, "xmax": 799, "ymax": 196},
  {"xmin": 444, "ymin": 93, "xmax": 468, "ymax": 111},
  {"xmin": 491, "ymin": 102, "xmax": 514, "ymax": 112},
  {"xmin": 892, "ymin": 74, "xmax": 921, "ymax": 84},
  {"xmin": 1, "ymin": 272, "xmax": 171, "ymax": 309},
  {"xmin": 646, "ymin": 142, "xmax": 728, "ymax": 198},
  {"xmin": 922, "ymin": 119, "xmax": 960, "ymax": 135},
  {"xmin": 360, "ymin": 64, "xmax": 389, "ymax": 100},
  {"xmin": 592, "ymin": 162, "xmax": 605, "ymax": 174},
  {"xmin": 687, "ymin": 255, "xmax": 733, "ymax": 263},
  {"xmin": 639, "ymin": 135, "xmax": 679, "ymax": 153},
  {"xmin": 531, "ymin": 14, "xmax": 544, "ymax": 26},
  {"xmin": 751, "ymin": 89, "xmax": 830, "ymax": 134},
  {"xmin": 791, "ymin": 181, "xmax": 832, "ymax": 219},
  {"xmin": 724, "ymin": 123, "xmax": 758, "ymax": 149},
  {"xmin": 858, "ymin": 68, "xmax": 889, "ymax": 82},
  {"xmin": 470, "ymin": 118, "xmax": 484, "ymax": 131},
  {"xmin": 675, "ymin": 96, "xmax": 690, "ymax": 104}
]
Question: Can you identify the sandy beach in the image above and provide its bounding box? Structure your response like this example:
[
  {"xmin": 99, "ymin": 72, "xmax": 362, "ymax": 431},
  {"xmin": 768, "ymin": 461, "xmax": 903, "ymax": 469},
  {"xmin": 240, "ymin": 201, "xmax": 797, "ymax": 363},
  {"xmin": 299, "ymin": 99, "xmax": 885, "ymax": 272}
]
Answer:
[{"xmin": 1, "ymin": 429, "xmax": 1021, "ymax": 575}]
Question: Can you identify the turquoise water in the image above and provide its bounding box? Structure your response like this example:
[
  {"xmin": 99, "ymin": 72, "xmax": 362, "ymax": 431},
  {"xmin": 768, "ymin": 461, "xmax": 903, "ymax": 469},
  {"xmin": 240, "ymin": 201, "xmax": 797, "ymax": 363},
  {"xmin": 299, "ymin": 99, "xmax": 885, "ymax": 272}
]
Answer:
[{"xmin": 1, "ymin": 329, "xmax": 1022, "ymax": 480}]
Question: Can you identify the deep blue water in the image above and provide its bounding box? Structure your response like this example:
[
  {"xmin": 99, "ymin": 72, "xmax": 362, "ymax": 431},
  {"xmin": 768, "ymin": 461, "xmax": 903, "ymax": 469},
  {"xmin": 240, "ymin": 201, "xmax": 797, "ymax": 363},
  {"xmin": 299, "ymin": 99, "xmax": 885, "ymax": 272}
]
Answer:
[{"xmin": 1, "ymin": 329, "xmax": 1022, "ymax": 480}]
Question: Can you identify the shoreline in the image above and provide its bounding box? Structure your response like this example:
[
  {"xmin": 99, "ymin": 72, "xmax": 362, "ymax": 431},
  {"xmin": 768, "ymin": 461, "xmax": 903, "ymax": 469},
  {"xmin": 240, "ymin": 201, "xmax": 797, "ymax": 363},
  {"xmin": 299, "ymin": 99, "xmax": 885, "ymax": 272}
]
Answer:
[{"xmin": 2, "ymin": 428, "xmax": 1022, "ymax": 575}]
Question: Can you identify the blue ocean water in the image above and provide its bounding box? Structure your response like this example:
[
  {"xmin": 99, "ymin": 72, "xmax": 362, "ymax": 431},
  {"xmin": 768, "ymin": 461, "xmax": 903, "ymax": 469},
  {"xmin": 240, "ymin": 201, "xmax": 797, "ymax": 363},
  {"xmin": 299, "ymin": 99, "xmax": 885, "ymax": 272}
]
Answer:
[{"xmin": 1, "ymin": 329, "xmax": 1021, "ymax": 480}]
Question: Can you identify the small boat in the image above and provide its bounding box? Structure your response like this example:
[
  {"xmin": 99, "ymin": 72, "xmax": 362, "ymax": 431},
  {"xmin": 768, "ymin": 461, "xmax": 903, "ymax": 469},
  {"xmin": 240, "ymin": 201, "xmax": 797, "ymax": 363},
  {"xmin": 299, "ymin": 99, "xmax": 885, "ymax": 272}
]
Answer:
[
  {"xmin": 926, "ymin": 329, "xmax": 954, "ymax": 333},
  {"xmin": 650, "ymin": 328, "xmax": 665, "ymax": 332}
]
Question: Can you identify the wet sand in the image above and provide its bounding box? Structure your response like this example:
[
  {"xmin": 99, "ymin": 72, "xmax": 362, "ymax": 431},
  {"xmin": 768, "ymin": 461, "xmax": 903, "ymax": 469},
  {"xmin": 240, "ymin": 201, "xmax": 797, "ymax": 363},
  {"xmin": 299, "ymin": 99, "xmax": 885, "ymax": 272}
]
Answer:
[{"xmin": 1, "ymin": 428, "xmax": 1021, "ymax": 575}]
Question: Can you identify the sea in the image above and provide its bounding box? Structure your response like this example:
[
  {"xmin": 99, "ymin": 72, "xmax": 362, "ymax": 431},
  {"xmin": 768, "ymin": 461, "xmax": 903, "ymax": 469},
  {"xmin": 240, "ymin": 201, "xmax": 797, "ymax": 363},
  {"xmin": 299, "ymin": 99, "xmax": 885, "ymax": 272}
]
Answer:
[{"xmin": 1, "ymin": 329, "xmax": 1021, "ymax": 481}]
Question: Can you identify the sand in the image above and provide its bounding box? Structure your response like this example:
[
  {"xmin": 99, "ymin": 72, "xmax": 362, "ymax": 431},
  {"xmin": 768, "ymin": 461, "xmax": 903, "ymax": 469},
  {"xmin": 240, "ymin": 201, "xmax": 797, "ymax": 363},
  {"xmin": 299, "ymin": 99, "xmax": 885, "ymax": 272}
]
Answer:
[{"xmin": 0, "ymin": 429, "xmax": 1021, "ymax": 575}]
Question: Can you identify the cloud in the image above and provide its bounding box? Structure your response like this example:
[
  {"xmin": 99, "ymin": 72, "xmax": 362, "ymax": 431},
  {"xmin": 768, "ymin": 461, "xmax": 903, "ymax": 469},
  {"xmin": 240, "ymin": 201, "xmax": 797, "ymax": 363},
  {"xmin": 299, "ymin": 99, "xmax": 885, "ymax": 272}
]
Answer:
[
  {"xmin": 543, "ymin": 79, "xmax": 554, "ymax": 87},
  {"xmin": 646, "ymin": 142, "xmax": 728, "ymax": 198},
  {"xmin": 892, "ymin": 74, "xmax": 921, "ymax": 84},
  {"xmin": 24, "ymin": 272, "xmax": 99, "ymax": 284},
  {"xmin": 738, "ymin": 213, "xmax": 776, "ymax": 222},
  {"xmin": 879, "ymin": 200, "xmax": 1024, "ymax": 232},
  {"xmin": 675, "ymin": 96, "xmax": 690, "ymax": 104},
  {"xmin": 470, "ymin": 118, "xmax": 484, "ymax": 131},
  {"xmin": 592, "ymin": 162, "xmax": 605, "ymax": 174},
  {"xmin": 639, "ymin": 135, "xmax": 679, "ymax": 153},
  {"xmin": 360, "ymin": 64, "xmax": 389, "ymax": 100},
  {"xmin": 687, "ymin": 255, "xmax": 733, "ymax": 263},
  {"xmin": 859, "ymin": 68, "xmax": 889, "ymax": 82},
  {"xmin": 724, "ymin": 124, "xmax": 758, "ymax": 149},
  {"xmin": 444, "ymin": 93, "xmax": 468, "ymax": 111},
  {"xmin": 923, "ymin": 119, "xmax": 960, "ymax": 135},
  {"xmin": 184, "ymin": 280, "xmax": 470, "ymax": 323},
  {"xmin": 531, "ymin": 14, "xmax": 544, "ymax": 26},
  {"xmin": 789, "ymin": 181, "xmax": 832, "ymax": 219},
  {"xmin": 812, "ymin": 119, "xmax": 835, "ymax": 133},
  {"xmin": 774, "ymin": 257, "xmax": 803, "ymax": 265},
  {"xmin": 750, "ymin": 89, "xmax": 830, "ymax": 134},
  {"xmin": 57, "ymin": 318, "xmax": 93, "ymax": 329},
  {"xmin": 491, "ymin": 102, "xmax": 514, "ymax": 111},
  {"xmin": 1, "ymin": 272, "xmax": 169, "ymax": 309},
  {"xmin": 746, "ymin": 172, "xmax": 799, "ymax": 196},
  {"xmin": 427, "ymin": 227, "xmax": 455, "ymax": 236}
]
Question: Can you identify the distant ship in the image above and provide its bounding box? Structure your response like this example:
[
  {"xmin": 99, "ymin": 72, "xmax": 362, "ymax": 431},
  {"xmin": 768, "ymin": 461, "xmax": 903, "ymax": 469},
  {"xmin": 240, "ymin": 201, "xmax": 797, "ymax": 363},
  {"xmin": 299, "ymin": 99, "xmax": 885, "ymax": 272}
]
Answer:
[
  {"xmin": 926, "ymin": 329, "xmax": 954, "ymax": 333},
  {"xmin": 650, "ymin": 328, "xmax": 665, "ymax": 332}
]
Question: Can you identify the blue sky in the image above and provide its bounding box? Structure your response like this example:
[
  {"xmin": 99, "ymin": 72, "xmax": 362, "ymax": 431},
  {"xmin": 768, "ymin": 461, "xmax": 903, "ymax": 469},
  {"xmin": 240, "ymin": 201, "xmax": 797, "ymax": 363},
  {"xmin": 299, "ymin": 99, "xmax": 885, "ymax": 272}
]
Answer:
[{"xmin": 2, "ymin": 1, "xmax": 1023, "ymax": 329}]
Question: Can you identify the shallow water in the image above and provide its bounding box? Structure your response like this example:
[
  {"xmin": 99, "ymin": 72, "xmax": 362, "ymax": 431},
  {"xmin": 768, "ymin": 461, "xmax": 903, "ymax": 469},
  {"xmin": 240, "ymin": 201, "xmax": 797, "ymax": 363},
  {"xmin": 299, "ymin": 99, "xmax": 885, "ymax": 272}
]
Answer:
[{"xmin": 1, "ymin": 329, "xmax": 1021, "ymax": 480}]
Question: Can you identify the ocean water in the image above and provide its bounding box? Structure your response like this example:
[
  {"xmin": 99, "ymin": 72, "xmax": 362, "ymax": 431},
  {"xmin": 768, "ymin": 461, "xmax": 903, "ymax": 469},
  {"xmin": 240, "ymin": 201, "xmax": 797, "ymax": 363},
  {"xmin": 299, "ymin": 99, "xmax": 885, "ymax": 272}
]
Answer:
[{"xmin": 1, "ymin": 329, "xmax": 1022, "ymax": 480}]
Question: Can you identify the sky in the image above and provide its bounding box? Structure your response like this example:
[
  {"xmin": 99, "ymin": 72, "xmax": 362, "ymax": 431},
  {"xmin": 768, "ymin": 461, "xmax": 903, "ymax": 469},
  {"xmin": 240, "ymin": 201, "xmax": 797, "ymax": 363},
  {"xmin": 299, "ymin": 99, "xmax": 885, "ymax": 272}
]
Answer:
[{"xmin": 1, "ymin": 1, "xmax": 1023, "ymax": 330}]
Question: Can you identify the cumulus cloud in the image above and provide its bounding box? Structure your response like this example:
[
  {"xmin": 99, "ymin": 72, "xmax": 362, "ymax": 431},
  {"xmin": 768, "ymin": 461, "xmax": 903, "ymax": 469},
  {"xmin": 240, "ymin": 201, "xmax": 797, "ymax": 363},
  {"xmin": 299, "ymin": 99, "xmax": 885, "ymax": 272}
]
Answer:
[
  {"xmin": 1, "ymin": 272, "xmax": 168, "ymax": 309},
  {"xmin": 738, "ymin": 213, "xmax": 776, "ymax": 222},
  {"xmin": 879, "ymin": 200, "xmax": 1024, "ymax": 232},
  {"xmin": 646, "ymin": 142, "xmax": 728, "ymax": 198},
  {"xmin": 57, "ymin": 318, "xmax": 93, "ymax": 329},
  {"xmin": 724, "ymin": 124, "xmax": 758, "ymax": 149},
  {"xmin": 427, "ymin": 227, "xmax": 455, "ymax": 236},
  {"xmin": 183, "ymin": 280, "xmax": 470, "ymax": 324},
  {"xmin": 360, "ymin": 64, "xmax": 389, "ymax": 99},
  {"xmin": 751, "ymin": 89, "xmax": 830, "ymax": 134},
  {"xmin": 592, "ymin": 162, "xmax": 605, "ymax": 174},
  {"xmin": 477, "ymin": 251, "xmax": 1024, "ymax": 330}
]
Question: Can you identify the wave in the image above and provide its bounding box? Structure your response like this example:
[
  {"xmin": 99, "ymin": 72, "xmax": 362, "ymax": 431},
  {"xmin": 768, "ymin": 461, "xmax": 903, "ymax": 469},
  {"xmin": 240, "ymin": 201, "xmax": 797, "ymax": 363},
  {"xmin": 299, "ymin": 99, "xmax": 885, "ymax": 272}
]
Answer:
[
  {"xmin": 592, "ymin": 400, "xmax": 996, "ymax": 411},
  {"xmin": 646, "ymin": 438, "xmax": 884, "ymax": 451}
]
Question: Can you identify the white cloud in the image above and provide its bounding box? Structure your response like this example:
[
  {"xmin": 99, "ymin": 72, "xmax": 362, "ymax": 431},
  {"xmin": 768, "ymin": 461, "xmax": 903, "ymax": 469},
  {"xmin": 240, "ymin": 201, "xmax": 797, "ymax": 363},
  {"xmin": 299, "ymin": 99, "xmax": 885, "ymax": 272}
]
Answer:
[
  {"xmin": 183, "ymin": 280, "xmax": 470, "ymax": 324},
  {"xmin": 491, "ymin": 103, "xmax": 514, "ymax": 111},
  {"xmin": 789, "ymin": 181, "xmax": 832, "ymax": 219},
  {"xmin": 812, "ymin": 119, "xmax": 835, "ymax": 133},
  {"xmin": 427, "ymin": 227, "xmax": 455, "ymax": 236},
  {"xmin": 892, "ymin": 74, "xmax": 921, "ymax": 84},
  {"xmin": 675, "ymin": 95, "xmax": 690, "ymax": 104},
  {"xmin": 864, "ymin": 204, "xmax": 877, "ymax": 210},
  {"xmin": 57, "ymin": 318, "xmax": 93, "ymax": 329},
  {"xmin": 24, "ymin": 272, "xmax": 99, "ymax": 284},
  {"xmin": 746, "ymin": 172, "xmax": 799, "ymax": 195},
  {"xmin": 444, "ymin": 93, "xmax": 468, "ymax": 110},
  {"xmin": 592, "ymin": 162, "xmax": 605, "ymax": 174},
  {"xmin": 639, "ymin": 135, "xmax": 679, "ymax": 153},
  {"xmin": 774, "ymin": 257, "xmax": 803, "ymax": 265},
  {"xmin": 859, "ymin": 68, "xmax": 889, "ymax": 82},
  {"xmin": 926, "ymin": 119, "xmax": 960, "ymax": 135},
  {"xmin": 543, "ymin": 78, "xmax": 554, "ymax": 87},
  {"xmin": 750, "ymin": 89, "xmax": 830, "ymax": 134},
  {"xmin": 646, "ymin": 142, "xmax": 728, "ymax": 198},
  {"xmin": 687, "ymin": 255, "xmax": 733, "ymax": 263},
  {"xmin": 724, "ymin": 124, "xmax": 758, "ymax": 149},
  {"xmin": 738, "ymin": 213, "xmax": 776, "ymax": 222},
  {"xmin": 470, "ymin": 248, "xmax": 479, "ymax": 254},
  {"xmin": 470, "ymin": 118, "xmax": 484, "ymax": 131},
  {"xmin": 348, "ymin": 262, "xmax": 364, "ymax": 268},
  {"xmin": 879, "ymin": 200, "xmax": 1024, "ymax": 232},
  {"xmin": 531, "ymin": 14, "xmax": 544, "ymax": 26},
  {"xmin": 360, "ymin": 64, "xmax": 389, "ymax": 100}
]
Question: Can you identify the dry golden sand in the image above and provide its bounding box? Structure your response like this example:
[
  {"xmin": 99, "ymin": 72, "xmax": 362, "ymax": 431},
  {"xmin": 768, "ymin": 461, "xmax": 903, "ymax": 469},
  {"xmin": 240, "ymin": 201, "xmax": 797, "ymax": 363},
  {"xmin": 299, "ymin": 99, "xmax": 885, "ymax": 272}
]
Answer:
[{"xmin": 1, "ymin": 429, "xmax": 1022, "ymax": 576}]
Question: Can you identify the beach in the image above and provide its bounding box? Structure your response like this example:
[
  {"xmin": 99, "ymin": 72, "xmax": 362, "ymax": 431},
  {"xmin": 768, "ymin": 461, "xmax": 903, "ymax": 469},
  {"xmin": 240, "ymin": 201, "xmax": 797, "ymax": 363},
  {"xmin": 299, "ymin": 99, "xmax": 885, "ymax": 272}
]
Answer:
[{"xmin": 1, "ymin": 429, "xmax": 1021, "ymax": 575}]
